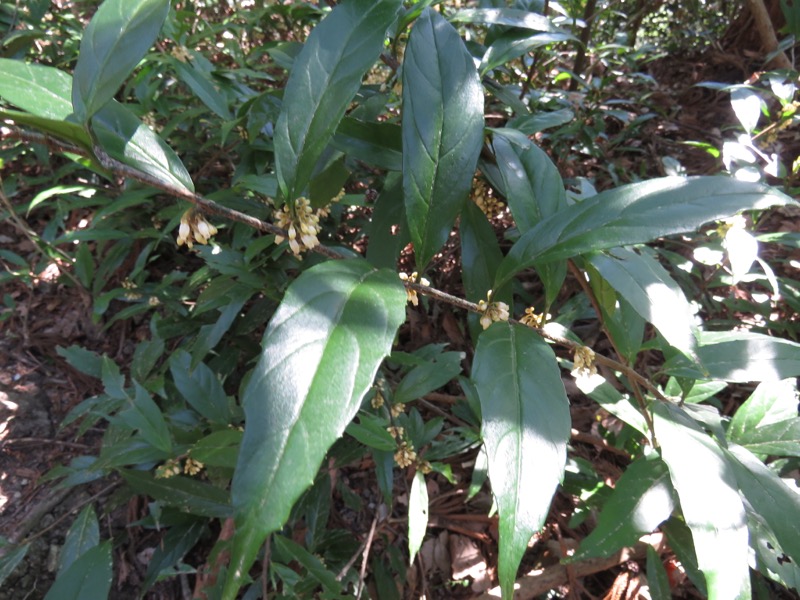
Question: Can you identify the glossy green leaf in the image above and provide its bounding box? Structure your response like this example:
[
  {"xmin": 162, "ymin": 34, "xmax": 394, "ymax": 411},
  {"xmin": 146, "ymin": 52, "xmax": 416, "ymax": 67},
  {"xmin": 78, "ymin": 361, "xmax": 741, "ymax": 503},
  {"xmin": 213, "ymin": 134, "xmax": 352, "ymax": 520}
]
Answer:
[
  {"xmin": 393, "ymin": 350, "xmax": 464, "ymax": 404},
  {"xmin": 728, "ymin": 379, "xmax": 797, "ymax": 441},
  {"xmin": 747, "ymin": 505, "xmax": 800, "ymax": 592},
  {"xmin": 118, "ymin": 382, "xmax": 172, "ymax": 454},
  {"xmin": 653, "ymin": 402, "xmax": 750, "ymax": 600},
  {"xmin": 120, "ymin": 470, "xmax": 231, "ymax": 518},
  {"xmin": 492, "ymin": 131, "xmax": 567, "ymax": 306},
  {"xmin": 345, "ymin": 414, "xmax": 397, "ymax": 452},
  {"xmin": 408, "ymin": 470, "xmax": 428, "ymax": 564},
  {"xmin": 573, "ymin": 456, "xmax": 675, "ymax": 560},
  {"xmin": 460, "ymin": 200, "xmax": 505, "ymax": 302},
  {"xmin": 142, "ymin": 520, "xmax": 207, "ymax": 591},
  {"xmin": 448, "ymin": 7, "xmax": 560, "ymax": 31},
  {"xmin": 496, "ymin": 176, "xmax": 797, "ymax": 287},
  {"xmin": 402, "ymin": 8, "xmax": 484, "ymax": 269},
  {"xmin": 72, "ymin": 0, "xmax": 170, "ymax": 122},
  {"xmin": 92, "ymin": 100, "xmax": 195, "ymax": 192},
  {"xmin": 274, "ymin": 0, "xmax": 402, "ymax": 200},
  {"xmin": 492, "ymin": 132, "xmax": 566, "ymax": 231},
  {"xmin": 225, "ymin": 259, "xmax": 406, "ymax": 600},
  {"xmin": 647, "ymin": 545, "xmax": 673, "ymax": 600},
  {"xmin": 58, "ymin": 506, "xmax": 100, "ymax": 577},
  {"xmin": 472, "ymin": 323, "xmax": 570, "ymax": 598},
  {"xmin": 167, "ymin": 55, "xmax": 232, "ymax": 120},
  {"xmin": 332, "ymin": 117, "xmax": 403, "ymax": 171},
  {"xmin": 588, "ymin": 248, "xmax": 699, "ymax": 360},
  {"xmin": 663, "ymin": 330, "xmax": 800, "ymax": 382},
  {"xmin": 0, "ymin": 58, "xmax": 74, "ymax": 119},
  {"xmin": 190, "ymin": 429, "xmax": 243, "ymax": 468},
  {"xmin": 170, "ymin": 350, "xmax": 231, "ymax": 425},
  {"xmin": 43, "ymin": 541, "xmax": 112, "ymax": 600},
  {"xmin": 732, "ymin": 417, "xmax": 800, "ymax": 457},
  {"xmin": 726, "ymin": 444, "xmax": 800, "ymax": 568},
  {"xmin": 366, "ymin": 173, "xmax": 409, "ymax": 269},
  {"xmin": 481, "ymin": 30, "xmax": 575, "ymax": 74}
]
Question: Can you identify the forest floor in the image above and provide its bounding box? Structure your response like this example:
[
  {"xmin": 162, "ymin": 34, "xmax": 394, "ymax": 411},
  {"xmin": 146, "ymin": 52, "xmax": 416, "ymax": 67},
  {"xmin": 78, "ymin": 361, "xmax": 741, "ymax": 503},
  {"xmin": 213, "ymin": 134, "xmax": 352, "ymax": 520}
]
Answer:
[{"xmin": 1, "ymin": 49, "xmax": 799, "ymax": 599}]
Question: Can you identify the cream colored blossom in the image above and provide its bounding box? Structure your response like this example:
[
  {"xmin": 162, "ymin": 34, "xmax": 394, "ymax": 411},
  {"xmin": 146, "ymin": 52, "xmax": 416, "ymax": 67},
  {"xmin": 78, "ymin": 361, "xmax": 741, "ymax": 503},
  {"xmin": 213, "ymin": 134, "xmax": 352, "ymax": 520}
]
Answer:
[
  {"xmin": 394, "ymin": 441, "xmax": 416, "ymax": 468},
  {"xmin": 472, "ymin": 177, "xmax": 504, "ymax": 218},
  {"xmin": 390, "ymin": 402, "xmax": 406, "ymax": 418},
  {"xmin": 520, "ymin": 307, "xmax": 545, "ymax": 328},
  {"xmin": 572, "ymin": 346, "xmax": 597, "ymax": 378},
  {"xmin": 418, "ymin": 460, "xmax": 432, "ymax": 474},
  {"xmin": 371, "ymin": 389, "xmax": 385, "ymax": 409},
  {"xmin": 399, "ymin": 271, "xmax": 430, "ymax": 306},
  {"xmin": 184, "ymin": 457, "xmax": 204, "ymax": 476},
  {"xmin": 477, "ymin": 290, "xmax": 510, "ymax": 330},
  {"xmin": 274, "ymin": 197, "xmax": 322, "ymax": 256},
  {"xmin": 387, "ymin": 426, "xmax": 404, "ymax": 439},
  {"xmin": 155, "ymin": 459, "xmax": 182, "ymax": 479},
  {"xmin": 176, "ymin": 209, "xmax": 218, "ymax": 248}
]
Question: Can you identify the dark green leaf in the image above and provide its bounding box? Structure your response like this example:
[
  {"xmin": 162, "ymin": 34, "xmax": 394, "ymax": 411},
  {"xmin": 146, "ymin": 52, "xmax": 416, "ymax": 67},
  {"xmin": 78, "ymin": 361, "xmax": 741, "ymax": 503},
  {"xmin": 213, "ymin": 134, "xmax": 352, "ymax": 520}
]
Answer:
[
  {"xmin": 346, "ymin": 415, "xmax": 397, "ymax": 452},
  {"xmin": 402, "ymin": 8, "xmax": 484, "ymax": 269},
  {"xmin": 120, "ymin": 470, "xmax": 231, "ymax": 518},
  {"xmin": 332, "ymin": 117, "xmax": 403, "ymax": 171},
  {"xmin": 588, "ymin": 248, "xmax": 699, "ymax": 360},
  {"xmin": 225, "ymin": 259, "xmax": 406, "ymax": 599},
  {"xmin": 472, "ymin": 323, "xmax": 570, "ymax": 598},
  {"xmin": 393, "ymin": 350, "xmax": 464, "ymax": 404},
  {"xmin": 653, "ymin": 402, "xmax": 750, "ymax": 600},
  {"xmin": 460, "ymin": 200, "xmax": 507, "ymax": 307},
  {"xmin": 0, "ymin": 543, "xmax": 29, "ymax": 587},
  {"xmin": 190, "ymin": 429, "xmax": 242, "ymax": 468},
  {"xmin": 167, "ymin": 55, "xmax": 232, "ymax": 120},
  {"xmin": 58, "ymin": 506, "xmax": 100, "ymax": 577},
  {"xmin": 43, "ymin": 541, "xmax": 112, "ymax": 600},
  {"xmin": 663, "ymin": 330, "xmax": 800, "ymax": 382},
  {"xmin": 366, "ymin": 173, "xmax": 409, "ymax": 269},
  {"xmin": 72, "ymin": 0, "xmax": 170, "ymax": 122},
  {"xmin": 481, "ymin": 30, "xmax": 575, "ymax": 74},
  {"xmin": 142, "ymin": 520, "xmax": 207, "ymax": 591},
  {"xmin": 496, "ymin": 176, "xmax": 796, "ymax": 287},
  {"xmin": 57, "ymin": 346, "xmax": 104, "ymax": 379},
  {"xmin": 647, "ymin": 545, "xmax": 672, "ymax": 600},
  {"xmin": 573, "ymin": 456, "xmax": 675, "ymax": 560},
  {"xmin": 118, "ymin": 382, "xmax": 172, "ymax": 454},
  {"xmin": 170, "ymin": 351, "xmax": 231, "ymax": 425},
  {"xmin": 273, "ymin": 535, "xmax": 340, "ymax": 594},
  {"xmin": 734, "ymin": 418, "xmax": 800, "ymax": 457},
  {"xmin": 274, "ymin": 0, "xmax": 402, "ymax": 200}
]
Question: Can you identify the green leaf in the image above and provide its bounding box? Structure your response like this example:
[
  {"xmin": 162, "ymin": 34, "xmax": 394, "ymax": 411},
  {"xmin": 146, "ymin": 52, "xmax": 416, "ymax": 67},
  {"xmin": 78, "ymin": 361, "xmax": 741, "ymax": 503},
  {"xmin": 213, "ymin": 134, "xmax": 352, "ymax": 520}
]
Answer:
[
  {"xmin": 225, "ymin": 259, "xmax": 406, "ymax": 600},
  {"xmin": 472, "ymin": 323, "xmax": 570, "ymax": 598},
  {"xmin": 492, "ymin": 131, "xmax": 567, "ymax": 306},
  {"xmin": 92, "ymin": 100, "xmax": 195, "ymax": 193},
  {"xmin": 0, "ymin": 58, "xmax": 74, "ymax": 119},
  {"xmin": 273, "ymin": 535, "xmax": 340, "ymax": 594},
  {"xmin": 588, "ymin": 248, "xmax": 699, "ymax": 360},
  {"xmin": 573, "ymin": 456, "xmax": 675, "ymax": 560},
  {"xmin": 653, "ymin": 402, "xmax": 750, "ymax": 600},
  {"xmin": 72, "ymin": 0, "xmax": 170, "ymax": 122},
  {"xmin": 118, "ymin": 382, "xmax": 172, "ymax": 454},
  {"xmin": 346, "ymin": 415, "xmax": 397, "ymax": 452},
  {"xmin": 120, "ymin": 470, "xmax": 231, "ymax": 518},
  {"xmin": 393, "ymin": 350, "xmax": 464, "ymax": 404},
  {"xmin": 58, "ymin": 506, "xmax": 100, "ymax": 577},
  {"xmin": 57, "ymin": 346, "xmax": 104, "ymax": 379},
  {"xmin": 496, "ymin": 176, "xmax": 796, "ymax": 287},
  {"xmin": 274, "ymin": 0, "xmax": 402, "ymax": 200},
  {"xmin": 647, "ymin": 545, "xmax": 673, "ymax": 600},
  {"xmin": 460, "ymin": 200, "xmax": 506, "ymax": 305},
  {"xmin": 402, "ymin": 7, "xmax": 484, "ymax": 269},
  {"xmin": 170, "ymin": 350, "xmax": 231, "ymax": 425},
  {"xmin": 492, "ymin": 132, "xmax": 566, "ymax": 231},
  {"xmin": 481, "ymin": 30, "xmax": 574, "ymax": 74},
  {"xmin": 0, "ymin": 543, "xmax": 29, "ymax": 587},
  {"xmin": 167, "ymin": 55, "xmax": 232, "ymax": 120},
  {"xmin": 142, "ymin": 520, "xmax": 207, "ymax": 591},
  {"xmin": 332, "ymin": 117, "xmax": 403, "ymax": 171},
  {"xmin": 408, "ymin": 470, "xmax": 428, "ymax": 564},
  {"xmin": 726, "ymin": 444, "xmax": 800, "ymax": 565},
  {"xmin": 448, "ymin": 7, "xmax": 561, "ymax": 31},
  {"xmin": 366, "ymin": 173, "xmax": 409, "ymax": 269},
  {"xmin": 43, "ymin": 541, "xmax": 112, "ymax": 600},
  {"xmin": 663, "ymin": 330, "xmax": 800, "ymax": 382},
  {"xmin": 729, "ymin": 379, "xmax": 798, "ymax": 441},
  {"xmin": 733, "ymin": 418, "xmax": 800, "ymax": 457},
  {"xmin": 190, "ymin": 429, "xmax": 242, "ymax": 468}
]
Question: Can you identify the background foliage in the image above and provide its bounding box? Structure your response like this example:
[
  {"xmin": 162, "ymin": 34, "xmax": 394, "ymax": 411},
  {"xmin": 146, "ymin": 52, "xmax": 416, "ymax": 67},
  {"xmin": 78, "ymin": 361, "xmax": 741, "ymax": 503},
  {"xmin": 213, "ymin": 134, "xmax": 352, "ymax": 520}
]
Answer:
[{"xmin": 1, "ymin": 0, "xmax": 799, "ymax": 599}]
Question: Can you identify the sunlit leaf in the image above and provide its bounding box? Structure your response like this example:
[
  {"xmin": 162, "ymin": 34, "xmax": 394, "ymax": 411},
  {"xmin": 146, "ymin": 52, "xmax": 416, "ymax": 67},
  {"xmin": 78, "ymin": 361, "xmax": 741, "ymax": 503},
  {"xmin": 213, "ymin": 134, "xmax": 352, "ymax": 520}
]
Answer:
[
  {"xmin": 274, "ymin": 0, "xmax": 402, "ymax": 201},
  {"xmin": 225, "ymin": 259, "xmax": 406, "ymax": 599},
  {"xmin": 496, "ymin": 176, "xmax": 797, "ymax": 287},
  {"xmin": 654, "ymin": 402, "xmax": 750, "ymax": 600},
  {"xmin": 72, "ymin": 0, "xmax": 170, "ymax": 122},
  {"xmin": 408, "ymin": 471, "xmax": 429, "ymax": 564},
  {"xmin": 472, "ymin": 323, "xmax": 570, "ymax": 598},
  {"xmin": 402, "ymin": 7, "xmax": 484, "ymax": 269}
]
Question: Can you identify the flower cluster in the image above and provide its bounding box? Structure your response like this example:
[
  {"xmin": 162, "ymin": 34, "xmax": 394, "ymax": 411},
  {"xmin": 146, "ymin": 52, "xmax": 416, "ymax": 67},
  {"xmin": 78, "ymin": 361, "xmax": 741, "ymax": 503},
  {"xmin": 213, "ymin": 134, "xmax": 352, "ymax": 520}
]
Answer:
[
  {"xmin": 273, "ymin": 197, "xmax": 322, "ymax": 256},
  {"xmin": 184, "ymin": 457, "xmax": 204, "ymax": 476},
  {"xmin": 572, "ymin": 346, "xmax": 597, "ymax": 378},
  {"xmin": 472, "ymin": 177, "xmax": 504, "ymax": 218},
  {"xmin": 394, "ymin": 440, "xmax": 417, "ymax": 468},
  {"xmin": 155, "ymin": 459, "xmax": 182, "ymax": 479},
  {"xmin": 370, "ymin": 388, "xmax": 385, "ymax": 409},
  {"xmin": 122, "ymin": 278, "xmax": 141, "ymax": 301},
  {"xmin": 177, "ymin": 209, "xmax": 218, "ymax": 248},
  {"xmin": 477, "ymin": 290, "xmax": 510, "ymax": 330},
  {"xmin": 520, "ymin": 306, "xmax": 545, "ymax": 328},
  {"xmin": 399, "ymin": 272, "xmax": 430, "ymax": 306}
]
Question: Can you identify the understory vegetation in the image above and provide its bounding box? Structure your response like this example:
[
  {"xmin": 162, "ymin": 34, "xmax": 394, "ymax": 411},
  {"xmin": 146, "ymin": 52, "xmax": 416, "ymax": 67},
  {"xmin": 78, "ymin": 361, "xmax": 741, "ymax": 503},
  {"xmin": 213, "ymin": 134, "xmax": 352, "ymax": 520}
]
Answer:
[{"xmin": 1, "ymin": 0, "xmax": 800, "ymax": 598}]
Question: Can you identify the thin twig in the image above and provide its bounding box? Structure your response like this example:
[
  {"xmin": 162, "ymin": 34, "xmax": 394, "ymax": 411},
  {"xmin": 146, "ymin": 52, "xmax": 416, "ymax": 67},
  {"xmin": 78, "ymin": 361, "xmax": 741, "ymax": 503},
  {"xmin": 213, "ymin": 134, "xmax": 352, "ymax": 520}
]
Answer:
[{"xmin": 355, "ymin": 512, "xmax": 379, "ymax": 599}]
